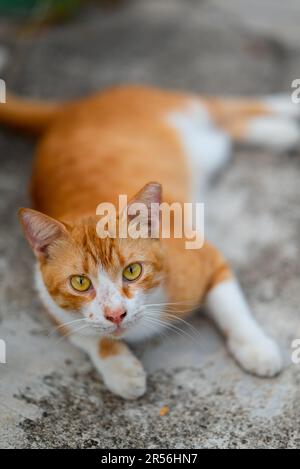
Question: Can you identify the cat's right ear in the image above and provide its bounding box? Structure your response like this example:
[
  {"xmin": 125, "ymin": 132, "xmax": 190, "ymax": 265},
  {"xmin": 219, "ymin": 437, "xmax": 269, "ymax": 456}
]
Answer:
[{"xmin": 18, "ymin": 208, "xmax": 69, "ymax": 260}]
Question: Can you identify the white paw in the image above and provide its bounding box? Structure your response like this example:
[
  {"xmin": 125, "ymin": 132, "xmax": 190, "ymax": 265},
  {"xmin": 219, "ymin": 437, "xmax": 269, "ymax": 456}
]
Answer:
[
  {"xmin": 228, "ymin": 335, "xmax": 283, "ymax": 378},
  {"xmin": 102, "ymin": 355, "xmax": 146, "ymax": 400}
]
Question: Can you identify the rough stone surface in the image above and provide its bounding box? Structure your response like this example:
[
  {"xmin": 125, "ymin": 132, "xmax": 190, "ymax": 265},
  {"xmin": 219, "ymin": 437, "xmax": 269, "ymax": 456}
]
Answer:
[{"xmin": 0, "ymin": 0, "xmax": 299, "ymax": 449}]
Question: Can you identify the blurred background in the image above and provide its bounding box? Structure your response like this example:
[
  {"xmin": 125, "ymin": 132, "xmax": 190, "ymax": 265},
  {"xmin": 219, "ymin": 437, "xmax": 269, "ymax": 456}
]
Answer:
[
  {"xmin": 1, "ymin": 0, "xmax": 300, "ymax": 97},
  {"xmin": 0, "ymin": 0, "xmax": 299, "ymax": 449}
]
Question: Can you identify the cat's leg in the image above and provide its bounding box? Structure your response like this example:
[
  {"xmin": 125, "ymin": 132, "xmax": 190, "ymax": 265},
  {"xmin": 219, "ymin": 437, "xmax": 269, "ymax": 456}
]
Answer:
[
  {"xmin": 222, "ymin": 115, "xmax": 300, "ymax": 151},
  {"xmin": 204, "ymin": 275, "xmax": 282, "ymax": 377},
  {"xmin": 205, "ymin": 278, "xmax": 282, "ymax": 377},
  {"xmin": 69, "ymin": 334, "xmax": 146, "ymax": 399},
  {"xmin": 200, "ymin": 94, "xmax": 300, "ymax": 151}
]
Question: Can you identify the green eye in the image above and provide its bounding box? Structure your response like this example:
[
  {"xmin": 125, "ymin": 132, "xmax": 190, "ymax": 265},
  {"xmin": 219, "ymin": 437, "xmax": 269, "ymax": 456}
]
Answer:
[
  {"xmin": 123, "ymin": 263, "xmax": 142, "ymax": 281},
  {"xmin": 70, "ymin": 275, "xmax": 92, "ymax": 292}
]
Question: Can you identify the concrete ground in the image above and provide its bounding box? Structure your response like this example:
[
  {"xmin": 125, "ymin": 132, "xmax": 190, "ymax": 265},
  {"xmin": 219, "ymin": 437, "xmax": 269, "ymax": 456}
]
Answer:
[{"xmin": 0, "ymin": 0, "xmax": 300, "ymax": 449}]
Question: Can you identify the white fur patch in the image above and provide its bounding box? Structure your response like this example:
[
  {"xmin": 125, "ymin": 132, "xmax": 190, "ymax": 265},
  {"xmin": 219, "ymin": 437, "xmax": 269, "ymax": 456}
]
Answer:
[
  {"xmin": 69, "ymin": 331, "xmax": 146, "ymax": 399},
  {"xmin": 167, "ymin": 101, "xmax": 231, "ymax": 202},
  {"xmin": 98, "ymin": 353, "xmax": 146, "ymax": 399},
  {"xmin": 246, "ymin": 116, "xmax": 300, "ymax": 150},
  {"xmin": 205, "ymin": 279, "xmax": 282, "ymax": 377},
  {"xmin": 85, "ymin": 268, "xmax": 125, "ymax": 329},
  {"xmin": 264, "ymin": 94, "xmax": 300, "ymax": 118}
]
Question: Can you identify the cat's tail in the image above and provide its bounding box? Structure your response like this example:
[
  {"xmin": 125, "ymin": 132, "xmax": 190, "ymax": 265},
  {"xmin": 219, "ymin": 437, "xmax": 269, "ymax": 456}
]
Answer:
[
  {"xmin": 0, "ymin": 93, "xmax": 62, "ymax": 134},
  {"xmin": 203, "ymin": 94, "xmax": 300, "ymax": 151}
]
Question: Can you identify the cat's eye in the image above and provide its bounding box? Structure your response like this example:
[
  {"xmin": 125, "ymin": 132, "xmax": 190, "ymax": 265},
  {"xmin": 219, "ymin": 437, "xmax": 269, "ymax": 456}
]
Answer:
[
  {"xmin": 122, "ymin": 263, "xmax": 142, "ymax": 282},
  {"xmin": 70, "ymin": 275, "xmax": 92, "ymax": 292}
]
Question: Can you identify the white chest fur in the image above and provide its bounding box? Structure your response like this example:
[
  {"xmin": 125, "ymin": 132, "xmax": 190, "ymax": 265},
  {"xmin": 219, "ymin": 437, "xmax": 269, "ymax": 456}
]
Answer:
[{"xmin": 167, "ymin": 100, "xmax": 231, "ymax": 202}]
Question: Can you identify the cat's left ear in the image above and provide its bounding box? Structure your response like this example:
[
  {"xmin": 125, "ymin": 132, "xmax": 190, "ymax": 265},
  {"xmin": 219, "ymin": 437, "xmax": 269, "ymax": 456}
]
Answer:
[
  {"xmin": 124, "ymin": 182, "xmax": 162, "ymax": 238},
  {"xmin": 18, "ymin": 208, "xmax": 69, "ymax": 260}
]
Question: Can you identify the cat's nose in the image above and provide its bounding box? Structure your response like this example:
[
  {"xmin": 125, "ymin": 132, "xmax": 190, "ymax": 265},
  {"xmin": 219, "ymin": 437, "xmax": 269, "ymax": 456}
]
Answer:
[{"xmin": 104, "ymin": 307, "xmax": 127, "ymax": 325}]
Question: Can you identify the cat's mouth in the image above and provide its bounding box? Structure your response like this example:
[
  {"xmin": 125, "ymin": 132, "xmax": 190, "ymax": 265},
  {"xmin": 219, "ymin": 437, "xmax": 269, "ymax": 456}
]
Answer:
[
  {"xmin": 89, "ymin": 317, "xmax": 139, "ymax": 337},
  {"xmin": 111, "ymin": 326, "xmax": 126, "ymax": 337},
  {"xmin": 108, "ymin": 315, "xmax": 142, "ymax": 337},
  {"xmin": 111, "ymin": 319, "xmax": 139, "ymax": 336}
]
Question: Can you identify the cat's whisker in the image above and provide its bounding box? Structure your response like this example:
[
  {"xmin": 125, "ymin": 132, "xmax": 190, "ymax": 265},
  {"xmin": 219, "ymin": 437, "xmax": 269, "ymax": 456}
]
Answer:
[
  {"xmin": 142, "ymin": 318, "xmax": 177, "ymax": 345},
  {"xmin": 143, "ymin": 300, "xmax": 196, "ymax": 309},
  {"xmin": 144, "ymin": 317, "xmax": 191, "ymax": 343},
  {"xmin": 143, "ymin": 314, "xmax": 200, "ymax": 345},
  {"xmin": 162, "ymin": 312, "xmax": 202, "ymax": 340},
  {"xmin": 143, "ymin": 307, "xmax": 194, "ymax": 315},
  {"xmin": 147, "ymin": 313, "xmax": 199, "ymax": 340},
  {"xmin": 142, "ymin": 302, "xmax": 198, "ymax": 317},
  {"xmin": 145, "ymin": 310, "xmax": 201, "ymax": 342},
  {"xmin": 48, "ymin": 318, "xmax": 87, "ymax": 337},
  {"xmin": 54, "ymin": 322, "xmax": 91, "ymax": 344},
  {"xmin": 144, "ymin": 308, "xmax": 198, "ymax": 333},
  {"xmin": 143, "ymin": 316, "xmax": 183, "ymax": 339},
  {"xmin": 141, "ymin": 307, "xmax": 194, "ymax": 317}
]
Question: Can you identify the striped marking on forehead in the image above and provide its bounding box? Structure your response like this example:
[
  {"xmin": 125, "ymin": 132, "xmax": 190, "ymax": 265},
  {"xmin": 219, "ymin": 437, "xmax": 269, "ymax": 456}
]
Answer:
[{"xmin": 79, "ymin": 226, "xmax": 124, "ymax": 274}]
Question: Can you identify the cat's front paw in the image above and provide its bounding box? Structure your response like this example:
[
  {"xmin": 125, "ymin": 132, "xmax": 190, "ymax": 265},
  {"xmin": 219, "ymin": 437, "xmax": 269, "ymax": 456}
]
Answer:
[
  {"xmin": 228, "ymin": 335, "xmax": 283, "ymax": 378},
  {"xmin": 102, "ymin": 355, "xmax": 146, "ymax": 400}
]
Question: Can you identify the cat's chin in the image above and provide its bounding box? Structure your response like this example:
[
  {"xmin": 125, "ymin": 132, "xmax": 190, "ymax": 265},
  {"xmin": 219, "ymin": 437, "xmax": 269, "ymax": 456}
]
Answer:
[
  {"xmin": 80, "ymin": 323, "xmax": 134, "ymax": 339},
  {"xmin": 88, "ymin": 323, "xmax": 136, "ymax": 340},
  {"xmin": 110, "ymin": 326, "xmax": 127, "ymax": 338},
  {"xmin": 107, "ymin": 321, "xmax": 143, "ymax": 340},
  {"xmin": 121, "ymin": 317, "xmax": 166, "ymax": 343},
  {"xmin": 95, "ymin": 322, "xmax": 148, "ymax": 342}
]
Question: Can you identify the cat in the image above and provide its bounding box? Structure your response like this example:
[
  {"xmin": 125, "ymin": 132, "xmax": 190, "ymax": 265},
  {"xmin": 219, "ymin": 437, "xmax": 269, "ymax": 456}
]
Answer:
[{"xmin": 1, "ymin": 85, "xmax": 299, "ymax": 399}]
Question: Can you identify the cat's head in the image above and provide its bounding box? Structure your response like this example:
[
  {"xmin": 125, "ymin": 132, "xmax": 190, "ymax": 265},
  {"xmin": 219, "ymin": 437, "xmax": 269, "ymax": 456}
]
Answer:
[{"xmin": 19, "ymin": 182, "xmax": 167, "ymax": 341}]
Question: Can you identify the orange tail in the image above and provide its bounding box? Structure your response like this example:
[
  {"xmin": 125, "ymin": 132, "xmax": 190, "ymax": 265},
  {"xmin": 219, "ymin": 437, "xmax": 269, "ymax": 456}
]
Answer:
[{"xmin": 0, "ymin": 93, "xmax": 62, "ymax": 134}]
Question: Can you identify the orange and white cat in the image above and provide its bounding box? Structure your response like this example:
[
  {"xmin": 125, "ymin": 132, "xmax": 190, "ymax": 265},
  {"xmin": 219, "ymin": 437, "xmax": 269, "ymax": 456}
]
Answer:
[{"xmin": 1, "ymin": 85, "xmax": 299, "ymax": 399}]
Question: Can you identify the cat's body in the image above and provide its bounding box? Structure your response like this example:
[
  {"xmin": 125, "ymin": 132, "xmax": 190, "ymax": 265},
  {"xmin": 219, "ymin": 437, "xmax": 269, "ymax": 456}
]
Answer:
[{"xmin": 2, "ymin": 85, "xmax": 299, "ymax": 399}]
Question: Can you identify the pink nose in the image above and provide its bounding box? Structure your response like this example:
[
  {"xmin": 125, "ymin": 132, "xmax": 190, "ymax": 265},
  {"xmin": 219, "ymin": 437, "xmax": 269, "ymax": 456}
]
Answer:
[{"xmin": 104, "ymin": 307, "xmax": 127, "ymax": 325}]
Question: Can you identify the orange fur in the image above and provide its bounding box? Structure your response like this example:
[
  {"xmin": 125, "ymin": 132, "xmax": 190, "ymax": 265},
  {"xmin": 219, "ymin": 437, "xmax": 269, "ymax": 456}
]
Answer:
[
  {"xmin": 202, "ymin": 96, "xmax": 269, "ymax": 123},
  {"xmin": 28, "ymin": 87, "xmax": 274, "ymax": 219},
  {"xmin": 14, "ymin": 85, "xmax": 235, "ymax": 311},
  {"xmin": 99, "ymin": 337, "xmax": 127, "ymax": 358},
  {"xmin": 0, "ymin": 93, "xmax": 61, "ymax": 134},
  {"xmin": 8, "ymin": 85, "xmax": 285, "ymax": 391}
]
